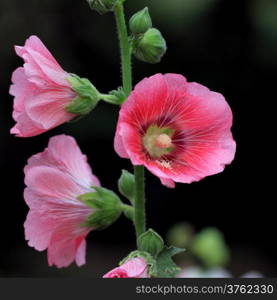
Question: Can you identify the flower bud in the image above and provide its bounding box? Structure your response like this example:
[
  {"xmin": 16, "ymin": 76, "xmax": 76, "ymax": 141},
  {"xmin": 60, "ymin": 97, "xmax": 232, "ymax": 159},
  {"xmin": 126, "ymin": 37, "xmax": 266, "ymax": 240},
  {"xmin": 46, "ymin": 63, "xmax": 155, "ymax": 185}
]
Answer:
[
  {"xmin": 119, "ymin": 250, "xmax": 157, "ymax": 277},
  {"xmin": 129, "ymin": 7, "xmax": 152, "ymax": 34},
  {"xmin": 103, "ymin": 257, "xmax": 150, "ymax": 278},
  {"xmin": 137, "ymin": 229, "xmax": 164, "ymax": 257},
  {"xmin": 86, "ymin": 0, "xmax": 117, "ymax": 14},
  {"xmin": 132, "ymin": 28, "xmax": 167, "ymax": 64},
  {"xmin": 66, "ymin": 74, "xmax": 100, "ymax": 115},
  {"xmin": 118, "ymin": 170, "xmax": 135, "ymax": 203},
  {"xmin": 78, "ymin": 186, "xmax": 122, "ymax": 230}
]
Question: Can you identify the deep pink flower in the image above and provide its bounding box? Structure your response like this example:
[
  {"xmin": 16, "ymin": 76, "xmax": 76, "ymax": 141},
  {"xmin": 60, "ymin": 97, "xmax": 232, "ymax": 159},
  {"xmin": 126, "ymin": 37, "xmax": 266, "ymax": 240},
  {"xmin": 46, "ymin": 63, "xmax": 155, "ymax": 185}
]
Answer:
[
  {"xmin": 10, "ymin": 35, "xmax": 76, "ymax": 137},
  {"xmin": 103, "ymin": 257, "xmax": 149, "ymax": 278},
  {"xmin": 114, "ymin": 74, "xmax": 236, "ymax": 188},
  {"xmin": 24, "ymin": 134, "xmax": 100, "ymax": 268}
]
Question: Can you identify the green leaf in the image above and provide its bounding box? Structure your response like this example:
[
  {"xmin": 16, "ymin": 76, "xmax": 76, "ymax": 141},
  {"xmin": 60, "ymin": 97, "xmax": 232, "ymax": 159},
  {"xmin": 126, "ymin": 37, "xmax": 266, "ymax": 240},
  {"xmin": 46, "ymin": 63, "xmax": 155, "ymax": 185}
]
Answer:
[{"xmin": 156, "ymin": 246, "xmax": 185, "ymax": 278}]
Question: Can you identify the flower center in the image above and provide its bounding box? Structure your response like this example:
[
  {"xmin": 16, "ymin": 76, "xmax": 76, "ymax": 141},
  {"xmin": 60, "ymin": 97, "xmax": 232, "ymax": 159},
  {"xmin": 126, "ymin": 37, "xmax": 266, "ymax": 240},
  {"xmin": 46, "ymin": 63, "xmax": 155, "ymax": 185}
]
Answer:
[
  {"xmin": 142, "ymin": 125, "xmax": 174, "ymax": 158},
  {"xmin": 155, "ymin": 133, "xmax": 172, "ymax": 149}
]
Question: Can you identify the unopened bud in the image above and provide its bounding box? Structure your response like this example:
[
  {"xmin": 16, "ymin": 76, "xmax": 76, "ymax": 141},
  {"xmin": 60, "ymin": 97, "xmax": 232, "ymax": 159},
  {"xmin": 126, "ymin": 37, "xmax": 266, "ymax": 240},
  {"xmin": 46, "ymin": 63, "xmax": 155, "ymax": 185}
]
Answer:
[
  {"xmin": 137, "ymin": 229, "xmax": 164, "ymax": 257},
  {"xmin": 132, "ymin": 28, "xmax": 167, "ymax": 64},
  {"xmin": 129, "ymin": 7, "xmax": 152, "ymax": 34},
  {"xmin": 118, "ymin": 170, "xmax": 135, "ymax": 204}
]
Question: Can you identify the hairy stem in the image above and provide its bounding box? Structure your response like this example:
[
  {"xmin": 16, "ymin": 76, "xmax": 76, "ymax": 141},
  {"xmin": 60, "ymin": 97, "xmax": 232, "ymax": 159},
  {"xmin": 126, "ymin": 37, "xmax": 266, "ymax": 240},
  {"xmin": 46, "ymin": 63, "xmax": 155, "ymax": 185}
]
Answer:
[
  {"xmin": 114, "ymin": 1, "xmax": 146, "ymax": 243},
  {"xmin": 134, "ymin": 165, "xmax": 146, "ymax": 237},
  {"xmin": 114, "ymin": 2, "xmax": 132, "ymax": 95}
]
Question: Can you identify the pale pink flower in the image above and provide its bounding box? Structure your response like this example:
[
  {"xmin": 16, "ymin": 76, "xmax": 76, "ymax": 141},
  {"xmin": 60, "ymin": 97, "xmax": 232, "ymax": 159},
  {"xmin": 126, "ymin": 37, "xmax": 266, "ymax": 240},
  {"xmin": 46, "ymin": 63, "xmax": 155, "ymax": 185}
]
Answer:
[
  {"xmin": 103, "ymin": 257, "xmax": 150, "ymax": 278},
  {"xmin": 114, "ymin": 73, "xmax": 236, "ymax": 188},
  {"xmin": 24, "ymin": 134, "xmax": 100, "ymax": 268},
  {"xmin": 10, "ymin": 35, "xmax": 76, "ymax": 137}
]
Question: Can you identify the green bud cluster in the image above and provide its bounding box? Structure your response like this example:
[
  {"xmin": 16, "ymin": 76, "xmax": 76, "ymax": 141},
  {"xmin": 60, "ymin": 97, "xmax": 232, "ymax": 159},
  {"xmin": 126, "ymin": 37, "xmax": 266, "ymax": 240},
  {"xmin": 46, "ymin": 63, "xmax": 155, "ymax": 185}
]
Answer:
[{"xmin": 129, "ymin": 7, "xmax": 167, "ymax": 64}]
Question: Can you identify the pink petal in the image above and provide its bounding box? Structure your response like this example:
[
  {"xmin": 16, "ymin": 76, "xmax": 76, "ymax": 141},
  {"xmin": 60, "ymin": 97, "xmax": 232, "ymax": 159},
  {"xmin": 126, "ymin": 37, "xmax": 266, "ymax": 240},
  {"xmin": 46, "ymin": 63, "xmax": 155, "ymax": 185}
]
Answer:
[
  {"xmin": 114, "ymin": 124, "xmax": 130, "ymax": 159},
  {"xmin": 25, "ymin": 47, "xmax": 69, "ymax": 86},
  {"xmin": 24, "ymin": 165, "xmax": 86, "ymax": 200},
  {"xmin": 16, "ymin": 36, "xmax": 60, "ymax": 67},
  {"xmin": 47, "ymin": 227, "xmax": 88, "ymax": 268},
  {"xmin": 15, "ymin": 35, "xmax": 69, "ymax": 87},
  {"xmin": 160, "ymin": 177, "xmax": 175, "ymax": 188},
  {"xmin": 103, "ymin": 268, "xmax": 128, "ymax": 278},
  {"xmin": 75, "ymin": 239, "xmax": 87, "ymax": 266},
  {"xmin": 25, "ymin": 90, "xmax": 75, "ymax": 129},
  {"xmin": 24, "ymin": 210, "xmax": 55, "ymax": 251},
  {"xmin": 120, "ymin": 257, "xmax": 149, "ymax": 278},
  {"xmin": 9, "ymin": 67, "xmax": 34, "ymax": 117},
  {"xmin": 163, "ymin": 73, "xmax": 188, "ymax": 98},
  {"xmin": 10, "ymin": 113, "xmax": 44, "ymax": 137},
  {"xmin": 120, "ymin": 74, "xmax": 168, "ymax": 126},
  {"xmin": 47, "ymin": 135, "xmax": 100, "ymax": 188},
  {"xmin": 116, "ymin": 123, "xmax": 144, "ymax": 166}
]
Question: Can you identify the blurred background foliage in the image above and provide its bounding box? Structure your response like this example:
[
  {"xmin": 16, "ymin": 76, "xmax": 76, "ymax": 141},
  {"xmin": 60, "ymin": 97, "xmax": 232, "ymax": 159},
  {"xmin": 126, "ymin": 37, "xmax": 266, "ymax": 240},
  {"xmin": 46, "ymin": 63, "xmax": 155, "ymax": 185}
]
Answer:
[{"xmin": 0, "ymin": 0, "xmax": 276, "ymax": 277}]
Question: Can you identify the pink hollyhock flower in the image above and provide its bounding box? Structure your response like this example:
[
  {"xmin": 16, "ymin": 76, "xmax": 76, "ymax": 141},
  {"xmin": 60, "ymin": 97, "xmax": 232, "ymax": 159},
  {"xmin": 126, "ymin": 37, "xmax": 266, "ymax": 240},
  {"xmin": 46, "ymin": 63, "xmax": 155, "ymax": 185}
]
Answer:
[
  {"xmin": 103, "ymin": 257, "xmax": 150, "ymax": 278},
  {"xmin": 24, "ymin": 134, "xmax": 100, "ymax": 268},
  {"xmin": 114, "ymin": 73, "xmax": 236, "ymax": 188},
  {"xmin": 9, "ymin": 35, "xmax": 77, "ymax": 137}
]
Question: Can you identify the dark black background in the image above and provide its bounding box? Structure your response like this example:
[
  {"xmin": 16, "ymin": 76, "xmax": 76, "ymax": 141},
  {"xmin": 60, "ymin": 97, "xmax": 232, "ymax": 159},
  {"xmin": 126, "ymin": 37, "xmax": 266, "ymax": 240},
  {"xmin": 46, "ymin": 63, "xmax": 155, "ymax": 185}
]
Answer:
[{"xmin": 0, "ymin": 0, "xmax": 276, "ymax": 277}]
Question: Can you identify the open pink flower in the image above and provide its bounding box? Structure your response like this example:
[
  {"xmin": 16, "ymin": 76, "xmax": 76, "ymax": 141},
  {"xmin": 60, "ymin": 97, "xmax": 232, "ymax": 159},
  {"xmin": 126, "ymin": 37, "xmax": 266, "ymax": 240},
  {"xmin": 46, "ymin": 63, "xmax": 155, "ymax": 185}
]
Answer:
[
  {"xmin": 10, "ymin": 35, "xmax": 76, "ymax": 137},
  {"xmin": 103, "ymin": 257, "xmax": 149, "ymax": 278},
  {"xmin": 114, "ymin": 73, "xmax": 236, "ymax": 188},
  {"xmin": 24, "ymin": 134, "xmax": 100, "ymax": 268}
]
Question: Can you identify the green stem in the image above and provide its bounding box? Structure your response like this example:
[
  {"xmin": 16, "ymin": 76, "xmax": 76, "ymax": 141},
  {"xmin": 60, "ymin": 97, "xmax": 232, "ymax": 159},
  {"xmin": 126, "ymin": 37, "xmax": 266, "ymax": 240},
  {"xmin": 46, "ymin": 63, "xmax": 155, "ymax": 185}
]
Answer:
[
  {"xmin": 114, "ymin": 1, "xmax": 132, "ymax": 95},
  {"xmin": 114, "ymin": 1, "xmax": 146, "ymax": 242},
  {"xmin": 134, "ymin": 165, "xmax": 146, "ymax": 238}
]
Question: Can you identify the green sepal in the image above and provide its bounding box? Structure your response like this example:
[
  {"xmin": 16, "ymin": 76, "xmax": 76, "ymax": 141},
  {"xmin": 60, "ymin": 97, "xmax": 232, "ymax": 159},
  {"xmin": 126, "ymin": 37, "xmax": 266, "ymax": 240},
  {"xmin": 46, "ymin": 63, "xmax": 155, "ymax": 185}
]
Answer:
[
  {"xmin": 120, "ymin": 250, "xmax": 157, "ymax": 277},
  {"xmin": 132, "ymin": 28, "xmax": 167, "ymax": 64},
  {"xmin": 118, "ymin": 170, "xmax": 135, "ymax": 204},
  {"xmin": 66, "ymin": 74, "xmax": 100, "ymax": 115},
  {"xmin": 155, "ymin": 246, "xmax": 185, "ymax": 278},
  {"xmin": 137, "ymin": 229, "xmax": 164, "ymax": 257},
  {"xmin": 86, "ymin": 0, "xmax": 118, "ymax": 14},
  {"xmin": 78, "ymin": 186, "xmax": 122, "ymax": 230},
  {"xmin": 108, "ymin": 87, "xmax": 127, "ymax": 105},
  {"xmin": 129, "ymin": 7, "xmax": 152, "ymax": 35}
]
